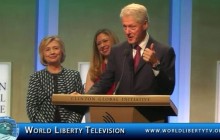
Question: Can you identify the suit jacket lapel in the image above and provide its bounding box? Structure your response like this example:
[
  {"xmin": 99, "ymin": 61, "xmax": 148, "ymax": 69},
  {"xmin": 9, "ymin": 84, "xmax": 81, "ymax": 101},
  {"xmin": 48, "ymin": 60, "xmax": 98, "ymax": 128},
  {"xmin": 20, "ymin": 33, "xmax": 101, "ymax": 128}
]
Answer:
[{"xmin": 135, "ymin": 36, "xmax": 154, "ymax": 73}]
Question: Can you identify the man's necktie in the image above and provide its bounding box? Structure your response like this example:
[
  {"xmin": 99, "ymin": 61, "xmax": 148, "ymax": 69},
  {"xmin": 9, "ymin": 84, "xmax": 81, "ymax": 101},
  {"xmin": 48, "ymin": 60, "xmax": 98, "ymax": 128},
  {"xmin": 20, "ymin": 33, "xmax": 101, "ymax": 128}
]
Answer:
[{"xmin": 134, "ymin": 45, "xmax": 141, "ymax": 71}]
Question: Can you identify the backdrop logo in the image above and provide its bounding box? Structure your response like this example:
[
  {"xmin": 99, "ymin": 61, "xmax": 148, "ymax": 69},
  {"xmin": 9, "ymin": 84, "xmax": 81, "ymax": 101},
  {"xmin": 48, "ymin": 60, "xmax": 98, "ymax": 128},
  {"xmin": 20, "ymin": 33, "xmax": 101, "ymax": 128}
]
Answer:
[
  {"xmin": 0, "ymin": 82, "xmax": 6, "ymax": 91},
  {"xmin": 102, "ymin": 112, "xmax": 115, "ymax": 123},
  {"xmin": 0, "ymin": 116, "xmax": 19, "ymax": 140},
  {"xmin": 0, "ymin": 82, "xmax": 7, "ymax": 114},
  {"xmin": 0, "ymin": 62, "xmax": 11, "ymax": 116}
]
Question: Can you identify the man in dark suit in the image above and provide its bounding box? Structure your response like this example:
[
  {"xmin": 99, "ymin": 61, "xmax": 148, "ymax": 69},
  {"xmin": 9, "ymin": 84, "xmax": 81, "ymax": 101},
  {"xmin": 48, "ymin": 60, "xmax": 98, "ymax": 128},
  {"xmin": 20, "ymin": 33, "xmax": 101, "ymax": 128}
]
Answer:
[
  {"xmin": 87, "ymin": 3, "xmax": 175, "ymax": 95},
  {"xmin": 87, "ymin": 3, "xmax": 175, "ymax": 122}
]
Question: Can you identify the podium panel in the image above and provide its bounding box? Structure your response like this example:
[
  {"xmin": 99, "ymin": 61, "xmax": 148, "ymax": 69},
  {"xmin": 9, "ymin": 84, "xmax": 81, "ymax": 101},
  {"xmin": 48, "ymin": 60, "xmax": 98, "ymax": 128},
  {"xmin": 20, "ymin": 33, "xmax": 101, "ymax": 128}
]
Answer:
[
  {"xmin": 52, "ymin": 94, "xmax": 177, "ymax": 123},
  {"xmin": 88, "ymin": 107, "xmax": 147, "ymax": 123}
]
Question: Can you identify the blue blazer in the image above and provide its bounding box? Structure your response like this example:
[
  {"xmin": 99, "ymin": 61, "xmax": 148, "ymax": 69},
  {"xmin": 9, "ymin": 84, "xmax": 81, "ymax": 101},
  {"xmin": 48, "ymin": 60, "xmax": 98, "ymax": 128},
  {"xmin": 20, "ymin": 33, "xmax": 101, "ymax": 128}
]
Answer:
[{"xmin": 88, "ymin": 36, "xmax": 175, "ymax": 95}]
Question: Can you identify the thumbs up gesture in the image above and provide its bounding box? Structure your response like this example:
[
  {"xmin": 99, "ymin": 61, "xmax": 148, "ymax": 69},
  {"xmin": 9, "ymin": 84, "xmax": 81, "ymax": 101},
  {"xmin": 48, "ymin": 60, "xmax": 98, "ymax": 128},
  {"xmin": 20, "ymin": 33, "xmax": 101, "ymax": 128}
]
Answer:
[{"xmin": 142, "ymin": 43, "xmax": 159, "ymax": 67}]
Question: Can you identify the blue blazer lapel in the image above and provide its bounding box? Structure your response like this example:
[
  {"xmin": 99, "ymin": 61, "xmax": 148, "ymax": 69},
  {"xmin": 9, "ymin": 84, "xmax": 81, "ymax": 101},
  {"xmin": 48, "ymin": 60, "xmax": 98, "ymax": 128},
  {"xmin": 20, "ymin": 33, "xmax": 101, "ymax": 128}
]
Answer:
[{"xmin": 135, "ymin": 36, "xmax": 154, "ymax": 73}]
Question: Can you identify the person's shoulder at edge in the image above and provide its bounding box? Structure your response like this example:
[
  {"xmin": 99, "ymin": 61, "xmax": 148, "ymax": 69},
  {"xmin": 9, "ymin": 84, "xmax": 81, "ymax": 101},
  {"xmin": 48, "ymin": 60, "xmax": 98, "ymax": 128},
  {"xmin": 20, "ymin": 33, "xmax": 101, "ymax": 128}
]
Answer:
[
  {"xmin": 28, "ymin": 68, "xmax": 47, "ymax": 79},
  {"xmin": 113, "ymin": 40, "xmax": 129, "ymax": 47},
  {"xmin": 150, "ymin": 36, "xmax": 173, "ymax": 50},
  {"xmin": 110, "ymin": 41, "xmax": 130, "ymax": 52},
  {"xmin": 62, "ymin": 67, "xmax": 80, "ymax": 75}
]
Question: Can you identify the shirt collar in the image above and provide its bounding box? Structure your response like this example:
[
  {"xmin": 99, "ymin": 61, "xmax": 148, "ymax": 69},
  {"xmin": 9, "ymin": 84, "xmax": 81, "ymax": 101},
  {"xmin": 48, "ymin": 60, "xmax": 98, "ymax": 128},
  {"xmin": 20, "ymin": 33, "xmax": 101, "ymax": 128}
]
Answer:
[{"xmin": 138, "ymin": 33, "xmax": 149, "ymax": 50}]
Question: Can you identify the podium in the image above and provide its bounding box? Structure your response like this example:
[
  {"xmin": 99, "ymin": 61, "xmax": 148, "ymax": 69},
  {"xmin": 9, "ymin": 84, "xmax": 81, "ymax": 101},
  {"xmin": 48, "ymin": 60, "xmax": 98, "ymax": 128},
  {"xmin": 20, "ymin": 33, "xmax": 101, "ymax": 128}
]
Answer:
[{"xmin": 52, "ymin": 94, "xmax": 177, "ymax": 123}]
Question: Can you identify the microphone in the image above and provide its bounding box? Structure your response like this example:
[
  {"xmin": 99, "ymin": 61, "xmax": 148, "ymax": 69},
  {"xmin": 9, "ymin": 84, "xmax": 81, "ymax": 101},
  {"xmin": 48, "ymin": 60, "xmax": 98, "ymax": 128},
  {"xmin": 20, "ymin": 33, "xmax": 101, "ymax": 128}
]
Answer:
[{"xmin": 113, "ymin": 49, "xmax": 130, "ymax": 95}]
